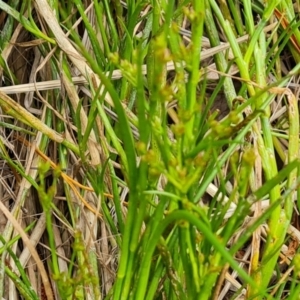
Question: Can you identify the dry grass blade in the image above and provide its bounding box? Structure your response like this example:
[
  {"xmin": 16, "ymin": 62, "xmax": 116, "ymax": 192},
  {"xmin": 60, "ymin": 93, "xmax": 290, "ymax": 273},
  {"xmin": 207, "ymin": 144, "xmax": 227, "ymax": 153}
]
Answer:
[
  {"xmin": 0, "ymin": 90, "xmax": 64, "ymax": 143},
  {"xmin": 15, "ymin": 135, "xmax": 113, "ymax": 218},
  {"xmin": 34, "ymin": 0, "xmax": 114, "ymax": 107},
  {"xmin": 0, "ymin": 201, "xmax": 53, "ymax": 300},
  {"xmin": 61, "ymin": 73, "xmax": 101, "ymax": 166},
  {"xmin": 0, "ymin": 22, "xmax": 278, "ymax": 96},
  {"xmin": 18, "ymin": 214, "xmax": 46, "ymax": 272},
  {"xmin": 274, "ymin": 8, "xmax": 300, "ymax": 53}
]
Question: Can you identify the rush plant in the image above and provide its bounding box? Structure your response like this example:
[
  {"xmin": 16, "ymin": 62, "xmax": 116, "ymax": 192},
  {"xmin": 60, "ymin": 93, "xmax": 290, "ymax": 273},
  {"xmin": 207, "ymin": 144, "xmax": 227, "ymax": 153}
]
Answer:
[{"xmin": 0, "ymin": 0, "xmax": 299, "ymax": 299}]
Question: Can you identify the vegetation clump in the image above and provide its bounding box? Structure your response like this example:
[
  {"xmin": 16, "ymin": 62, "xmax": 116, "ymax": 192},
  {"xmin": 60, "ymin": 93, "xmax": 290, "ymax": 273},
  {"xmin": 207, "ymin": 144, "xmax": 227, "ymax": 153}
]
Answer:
[{"xmin": 0, "ymin": 0, "xmax": 300, "ymax": 299}]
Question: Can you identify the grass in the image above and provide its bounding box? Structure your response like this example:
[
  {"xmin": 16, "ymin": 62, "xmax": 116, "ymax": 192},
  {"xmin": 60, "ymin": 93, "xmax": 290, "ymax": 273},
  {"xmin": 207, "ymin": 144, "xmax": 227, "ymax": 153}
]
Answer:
[{"xmin": 0, "ymin": 0, "xmax": 300, "ymax": 299}]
